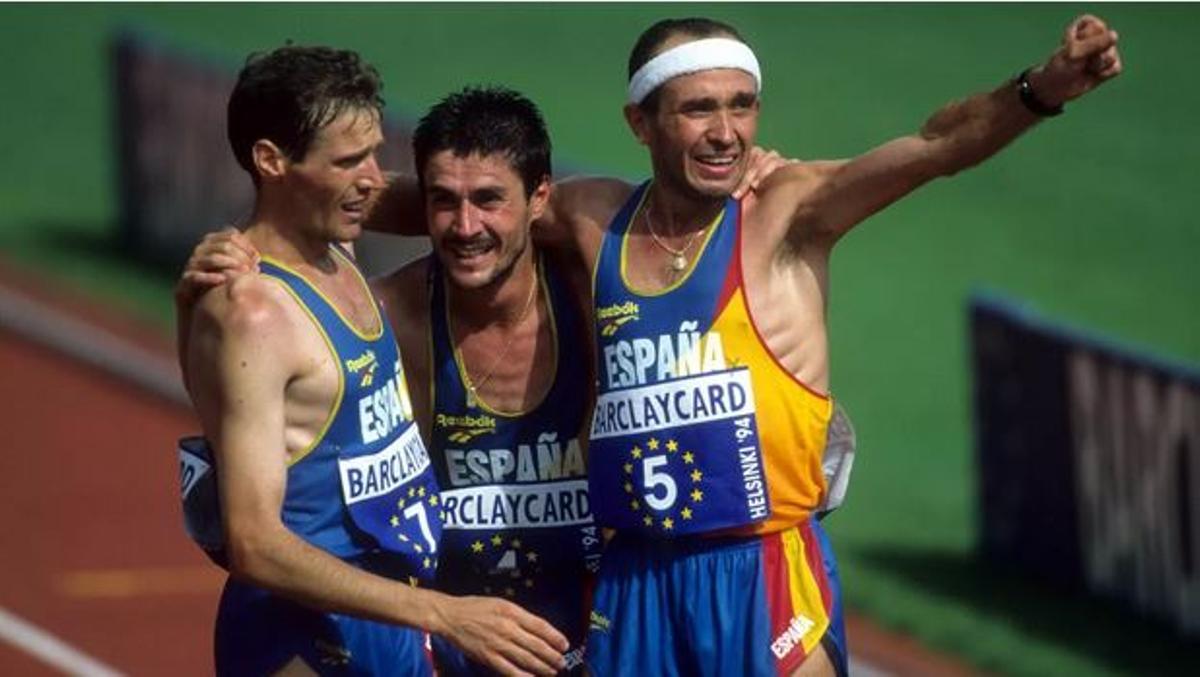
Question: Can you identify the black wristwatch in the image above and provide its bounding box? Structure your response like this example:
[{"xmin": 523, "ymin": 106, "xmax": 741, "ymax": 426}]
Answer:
[{"xmin": 1016, "ymin": 68, "xmax": 1063, "ymax": 117}]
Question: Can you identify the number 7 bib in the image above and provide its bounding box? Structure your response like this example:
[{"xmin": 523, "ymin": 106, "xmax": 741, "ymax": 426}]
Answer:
[{"xmin": 338, "ymin": 424, "xmax": 442, "ymax": 558}]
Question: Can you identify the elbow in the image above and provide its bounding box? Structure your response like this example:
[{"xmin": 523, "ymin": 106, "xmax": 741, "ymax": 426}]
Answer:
[
  {"xmin": 224, "ymin": 520, "xmax": 281, "ymax": 585},
  {"xmin": 919, "ymin": 114, "xmax": 995, "ymax": 179},
  {"xmin": 922, "ymin": 135, "xmax": 987, "ymax": 180}
]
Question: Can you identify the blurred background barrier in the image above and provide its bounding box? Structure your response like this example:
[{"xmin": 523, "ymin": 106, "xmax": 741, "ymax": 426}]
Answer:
[
  {"xmin": 113, "ymin": 31, "xmax": 424, "ymax": 276},
  {"xmin": 972, "ymin": 293, "xmax": 1199, "ymax": 638}
]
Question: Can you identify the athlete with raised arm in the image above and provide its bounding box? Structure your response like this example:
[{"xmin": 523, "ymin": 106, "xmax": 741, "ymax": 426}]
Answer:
[
  {"xmin": 181, "ymin": 14, "xmax": 1122, "ymax": 674},
  {"xmin": 562, "ymin": 15, "xmax": 1122, "ymax": 677}
]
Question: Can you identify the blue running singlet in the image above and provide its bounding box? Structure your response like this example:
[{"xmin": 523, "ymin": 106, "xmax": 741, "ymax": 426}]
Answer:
[
  {"xmin": 585, "ymin": 185, "xmax": 846, "ymax": 676},
  {"xmin": 426, "ymin": 256, "xmax": 599, "ymax": 675},
  {"xmin": 214, "ymin": 247, "xmax": 440, "ymax": 676}
]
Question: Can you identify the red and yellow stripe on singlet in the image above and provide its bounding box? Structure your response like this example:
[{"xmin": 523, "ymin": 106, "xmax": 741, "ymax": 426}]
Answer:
[{"xmin": 709, "ymin": 279, "xmax": 834, "ymax": 534}]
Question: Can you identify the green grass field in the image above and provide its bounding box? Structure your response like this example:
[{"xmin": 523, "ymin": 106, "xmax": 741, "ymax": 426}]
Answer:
[{"xmin": 2, "ymin": 4, "xmax": 1197, "ymax": 674}]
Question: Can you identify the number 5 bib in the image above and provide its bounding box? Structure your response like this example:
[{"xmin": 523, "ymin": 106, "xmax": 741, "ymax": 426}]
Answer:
[{"xmin": 588, "ymin": 367, "xmax": 770, "ymax": 535}]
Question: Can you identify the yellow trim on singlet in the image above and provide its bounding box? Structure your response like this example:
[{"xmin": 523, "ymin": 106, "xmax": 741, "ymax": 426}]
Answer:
[
  {"xmin": 261, "ymin": 278, "xmax": 345, "ymax": 468},
  {"xmin": 445, "ymin": 258, "xmax": 559, "ymax": 418},
  {"xmin": 260, "ymin": 248, "xmax": 383, "ymax": 341},
  {"xmin": 618, "ymin": 185, "xmax": 724, "ymax": 298}
]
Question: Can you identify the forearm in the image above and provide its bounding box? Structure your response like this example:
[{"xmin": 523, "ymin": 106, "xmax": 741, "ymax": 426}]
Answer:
[
  {"xmin": 918, "ymin": 75, "xmax": 1040, "ymax": 178},
  {"xmin": 920, "ymin": 12, "xmax": 1122, "ymax": 178},
  {"xmin": 227, "ymin": 522, "xmax": 446, "ymax": 632},
  {"xmin": 365, "ymin": 172, "xmax": 427, "ymax": 236},
  {"xmin": 535, "ymin": 176, "xmax": 631, "ymax": 262},
  {"xmin": 795, "ymin": 16, "xmax": 1120, "ymax": 243}
]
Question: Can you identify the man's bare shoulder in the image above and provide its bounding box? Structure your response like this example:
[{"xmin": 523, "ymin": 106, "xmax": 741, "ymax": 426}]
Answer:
[
  {"xmin": 192, "ymin": 273, "xmax": 298, "ymax": 343},
  {"xmin": 748, "ymin": 160, "xmax": 849, "ymax": 245},
  {"xmin": 371, "ymin": 257, "xmax": 433, "ymax": 390},
  {"xmin": 372, "ymin": 256, "xmax": 431, "ymax": 321},
  {"xmin": 186, "ymin": 274, "xmax": 307, "ymax": 403},
  {"xmin": 755, "ymin": 161, "xmax": 844, "ymax": 203}
]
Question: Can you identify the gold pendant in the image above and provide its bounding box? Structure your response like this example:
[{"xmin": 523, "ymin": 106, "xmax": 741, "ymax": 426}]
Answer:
[
  {"xmin": 466, "ymin": 386, "xmax": 478, "ymax": 409},
  {"xmin": 671, "ymin": 254, "xmax": 687, "ymax": 271}
]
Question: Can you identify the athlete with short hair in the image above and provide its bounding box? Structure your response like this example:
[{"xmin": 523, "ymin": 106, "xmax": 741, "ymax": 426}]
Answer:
[
  {"xmin": 182, "ymin": 13, "xmax": 1122, "ymax": 673},
  {"xmin": 525, "ymin": 14, "xmax": 1122, "ymax": 677},
  {"xmin": 179, "ymin": 80, "xmax": 788, "ymax": 674},
  {"xmin": 180, "ymin": 46, "xmax": 567, "ymax": 677},
  {"xmin": 350, "ymin": 14, "xmax": 1118, "ymax": 672},
  {"xmin": 373, "ymin": 86, "xmax": 601, "ymax": 675},
  {"xmin": 348, "ymin": 15, "xmax": 1121, "ymax": 674}
]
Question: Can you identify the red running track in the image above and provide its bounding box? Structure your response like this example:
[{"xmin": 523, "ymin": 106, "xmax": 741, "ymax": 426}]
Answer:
[
  {"xmin": 0, "ymin": 330, "xmax": 221, "ymax": 675},
  {"xmin": 0, "ymin": 260, "xmax": 978, "ymax": 676}
]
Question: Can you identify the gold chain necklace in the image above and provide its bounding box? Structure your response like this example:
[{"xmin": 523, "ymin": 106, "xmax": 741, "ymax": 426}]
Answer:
[
  {"xmin": 454, "ymin": 267, "xmax": 539, "ymax": 409},
  {"xmin": 643, "ymin": 201, "xmax": 704, "ymax": 273}
]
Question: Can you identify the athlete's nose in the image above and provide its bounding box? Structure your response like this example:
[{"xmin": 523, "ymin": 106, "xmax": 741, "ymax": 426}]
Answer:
[
  {"xmin": 360, "ymin": 153, "xmax": 384, "ymax": 191},
  {"xmin": 452, "ymin": 199, "xmax": 482, "ymax": 236},
  {"xmin": 707, "ymin": 110, "xmax": 736, "ymax": 148}
]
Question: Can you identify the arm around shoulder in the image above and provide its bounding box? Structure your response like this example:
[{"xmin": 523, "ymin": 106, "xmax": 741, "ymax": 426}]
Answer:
[
  {"xmin": 537, "ymin": 176, "xmax": 633, "ymax": 254},
  {"xmin": 365, "ymin": 172, "xmax": 428, "ymax": 237}
]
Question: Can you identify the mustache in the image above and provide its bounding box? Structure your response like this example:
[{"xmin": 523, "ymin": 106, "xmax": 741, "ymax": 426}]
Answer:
[
  {"xmin": 441, "ymin": 234, "xmax": 496, "ymax": 252},
  {"xmin": 443, "ymin": 233, "xmax": 497, "ymax": 249}
]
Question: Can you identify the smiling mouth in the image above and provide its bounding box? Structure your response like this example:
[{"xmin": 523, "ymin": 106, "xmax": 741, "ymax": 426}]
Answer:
[
  {"xmin": 445, "ymin": 238, "xmax": 496, "ymax": 262},
  {"xmin": 694, "ymin": 154, "xmax": 739, "ymax": 172}
]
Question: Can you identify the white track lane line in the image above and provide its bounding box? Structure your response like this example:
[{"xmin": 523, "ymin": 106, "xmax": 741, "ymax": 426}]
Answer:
[
  {"xmin": 0, "ymin": 607, "xmax": 125, "ymax": 677},
  {"xmin": 0, "ymin": 285, "xmax": 188, "ymax": 407}
]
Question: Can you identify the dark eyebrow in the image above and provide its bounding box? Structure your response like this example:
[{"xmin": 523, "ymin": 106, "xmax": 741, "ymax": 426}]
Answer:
[
  {"xmin": 335, "ymin": 139, "xmax": 383, "ymax": 164},
  {"xmin": 426, "ymin": 185, "xmax": 459, "ymax": 201},
  {"xmin": 333, "ymin": 146, "xmax": 372, "ymax": 167},
  {"xmin": 679, "ymin": 96, "xmax": 720, "ymax": 112},
  {"xmin": 470, "ymin": 186, "xmax": 506, "ymax": 203},
  {"xmin": 340, "ymin": 150, "xmax": 370, "ymax": 163},
  {"xmin": 731, "ymin": 91, "xmax": 759, "ymax": 107}
]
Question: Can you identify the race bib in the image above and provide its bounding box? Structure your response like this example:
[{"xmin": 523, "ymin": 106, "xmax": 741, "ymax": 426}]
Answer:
[
  {"xmin": 438, "ymin": 479, "xmax": 603, "ymax": 575},
  {"xmin": 338, "ymin": 424, "xmax": 443, "ymax": 561},
  {"xmin": 589, "ymin": 368, "xmax": 770, "ymax": 535},
  {"xmin": 176, "ymin": 436, "xmax": 227, "ymax": 567}
]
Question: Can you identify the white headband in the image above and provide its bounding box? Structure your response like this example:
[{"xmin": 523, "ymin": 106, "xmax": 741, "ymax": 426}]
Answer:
[{"xmin": 627, "ymin": 37, "xmax": 762, "ymax": 105}]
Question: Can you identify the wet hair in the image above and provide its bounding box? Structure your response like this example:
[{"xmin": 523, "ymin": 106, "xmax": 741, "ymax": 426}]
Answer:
[
  {"xmin": 412, "ymin": 86, "xmax": 551, "ymax": 198},
  {"xmin": 627, "ymin": 17, "xmax": 745, "ymax": 112},
  {"xmin": 227, "ymin": 45, "xmax": 384, "ymax": 179}
]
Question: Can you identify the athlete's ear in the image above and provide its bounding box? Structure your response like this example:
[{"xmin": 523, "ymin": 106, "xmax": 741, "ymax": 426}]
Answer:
[
  {"xmin": 252, "ymin": 139, "xmax": 288, "ymax": 182},
  {"xmin": 623, "ymin": 103, "xmax": 651, "ymax": 146},
  {"xmin": 528, "ymin": 175, "xmax": 551, "ymax": 220}
]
